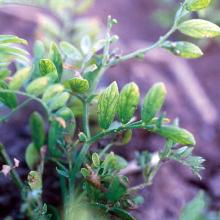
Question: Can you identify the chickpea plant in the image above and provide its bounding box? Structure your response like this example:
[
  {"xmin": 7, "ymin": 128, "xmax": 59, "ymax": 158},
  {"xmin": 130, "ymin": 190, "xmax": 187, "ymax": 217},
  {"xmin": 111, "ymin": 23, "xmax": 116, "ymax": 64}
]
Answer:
[{"xmin": 0, "ymin": 0, "xmax": 219, "ymax": 219}]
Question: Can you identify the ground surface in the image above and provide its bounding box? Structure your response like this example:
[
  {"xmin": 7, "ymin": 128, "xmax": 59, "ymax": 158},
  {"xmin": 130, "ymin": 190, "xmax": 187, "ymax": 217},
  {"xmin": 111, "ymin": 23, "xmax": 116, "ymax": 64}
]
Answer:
[{"xmin": 0, "ymin": 1, "xmax": 220, "ymax": 219}]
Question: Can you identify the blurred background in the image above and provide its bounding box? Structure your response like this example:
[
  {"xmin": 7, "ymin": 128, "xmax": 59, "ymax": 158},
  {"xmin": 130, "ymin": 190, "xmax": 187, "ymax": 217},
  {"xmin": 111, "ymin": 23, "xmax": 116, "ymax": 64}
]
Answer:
[{"xmin": 0, "ymin": 0, "xmax": 220, "ymax": 219}]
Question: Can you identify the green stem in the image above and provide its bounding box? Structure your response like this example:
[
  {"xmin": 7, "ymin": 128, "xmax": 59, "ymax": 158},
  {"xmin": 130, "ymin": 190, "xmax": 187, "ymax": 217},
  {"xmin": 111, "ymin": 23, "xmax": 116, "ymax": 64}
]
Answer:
[
  {"xmin": 109, "ymin": 23, "xmax": 177, "ymax": 67},
  {"xmin": 92, "ymin": 3, "xmax": 186, "ymax": 91},
  {"xmin": 70, "ymin": 142, "xmax": 90, "ymax": 189},
  {"xmin": 87, "ymin": 121, "xmax": 154, "ymax": 145},
  {"xmin": 82, "ymin": 100, "xmax": 91, "ymax": 139},
  {"xmin": 0, "ymin": 143, "xmax": 23, "ymax": 190},
  {"xmin": 99, "ymin": 143, "xmax": 113, "ymax": 158},
  {"xmin": 128, "ymin": 163, "xmax": 161, "ymax": 193},
  {"xmin": 0, "ymin": 98, "xmax": 32, "ymax": 122},
  {"xmin": 0, "ymin": 89, "xmax": 50, "ymax": 117},
  {"xmin": 59, "ymin": 175, "xmax": 67, "ymax": 204},
  {"xmin": 70, "ymin": 121, "xmax": 154, "ymax": 186},
  {"xmin": 67, "ymin": 146, "xmax": 73, "ymax": 193},
  {"xmin": 50, "ymin": 158, "xmax": 68, "ymax": 202}
]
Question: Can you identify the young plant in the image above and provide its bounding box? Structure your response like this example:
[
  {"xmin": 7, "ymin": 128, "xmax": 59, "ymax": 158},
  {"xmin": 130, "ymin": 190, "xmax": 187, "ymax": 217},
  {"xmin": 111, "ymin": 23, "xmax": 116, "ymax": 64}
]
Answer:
[{"xmin": 0, "ymin": 0, "xmax": 219, "ymax": 219}]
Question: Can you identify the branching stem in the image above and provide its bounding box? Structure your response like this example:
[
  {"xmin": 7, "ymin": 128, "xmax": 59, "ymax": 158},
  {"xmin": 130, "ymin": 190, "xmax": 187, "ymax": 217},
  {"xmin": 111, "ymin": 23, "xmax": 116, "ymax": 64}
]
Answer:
[{"xmin": 0, "ymin": 89, "xmax": 50, "ymax": 118}]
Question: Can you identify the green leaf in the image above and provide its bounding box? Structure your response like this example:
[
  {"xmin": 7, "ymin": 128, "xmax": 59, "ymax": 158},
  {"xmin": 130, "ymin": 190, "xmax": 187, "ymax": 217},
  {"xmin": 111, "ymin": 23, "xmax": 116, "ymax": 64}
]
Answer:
[
  {"xmin": 105, "ymin": 176, "xmax": 127, "ymax": 202},
  {"xmin": 102, "ymin": 153, "xmax": 127, "ymax": 172},
  {"xmin": 42, "ymin": 84, "xmax": 64, "ymax": 102},
  {"xmin": 81, "ymin": 168, "xmax": 90, "ymax": 178},
  {"xmin": 60, "ymin": 41, "xmax": 83, "ymax": 61},
  {"xmin": 0, "ymin": 35, "xmax": 27, "ymax": 44},
  {"xmin": 156, "ymin": 125, "xmax": 196, "ymax": 145},
  {"xmin": 56, "ymin": 167, "xmax": 69, "ymax": 178},
  {"xmin": 92, "ymin": 153, "xmax": 100, "ymax": 167},
  {"xmin": 48, "ymin": 120, "xmax": 63, "ymax": 157},
  {"xmin": 0, "ymin": 69, "xmax": 10, "ymax": 80},
  {"xmin": 27, "ymin": 171, "xmax": 42, "ymax": 190},
  {"xmin": 0, "ymin": 81, "xmax": 17, "ymax": 108},
  {"xmin": 110, "ymin": 208, "xmax": 135, "ymax": 220},
  {"xmin": 64, "ymin": 77, "xmax": 89, "ymax": 93},
  {"xmin": 162, "ymin": 41, "xmax": 203, "ymax": 59},
  {"xmin": 56, "ymin": 107, "xmax": 74, "ymax": 120},
  {"xmin": 171, "ymin": 148, "xmax": 205, "ymax": 178},
  {"xmin": 39, "ymin": 59, "xmax": 58, "ymax": 81},
  {"xmin": 180, "ymin": 192, "xmax": 205, "ymax": 220},
  {"xmin": 47, "ymin": 92, "xmax": 70, "ymax": 111},
  {"xmin": 29, "ymin": 112, "xmax": 45, "ymax": 151},
  {"xmin": 186, "ymin": 0, "xmax": 211, "ymax": 12},
  {"xmin": 121, "ymin": 129, "xmax": 133, "ymax": 145},
  {"xmin": 97, "ymin": 81, "xmax": 119, "ymax": 129},
  {"xmin": 0, "ymin": 45, "xmax": 29, "ymax": 63},
  {"xmin": 114, "ymin": 155, "xmax": 128, "ymax": 170},
  {"xmin": 50, "ymin": 42, "xmax": 63, "ymax": 80},
  {"xmin": 26, "ymin": 76, "xmax": 52, "ymax": 96},
  {"xmin": 25, "ymin": 143, "xmax": 40, "ymax": 169},
  {"xmin": 78, "ymin": 132, "xmax": 87, "ymax": 142},
  {"xmin": 141, "ymin": 82, "xmax": 167, "ymax": 123},
  {"xmin": 178, "ymin": 19, "xmax": 220, "ymax": 38},
  {"xmin": 118, "ymin": 82, "xmax": 140, "ymax": 124},
  {"xmin": 9, "ymin": 66, "xmax": 32, "ymax": 90},
  {"xmin": 32, "ymin": 40, "xmax": 46, "ymax": 78}
]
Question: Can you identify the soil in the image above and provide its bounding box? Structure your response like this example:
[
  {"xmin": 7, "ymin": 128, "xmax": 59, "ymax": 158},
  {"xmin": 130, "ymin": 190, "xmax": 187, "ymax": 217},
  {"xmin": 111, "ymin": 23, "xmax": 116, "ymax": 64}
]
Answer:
[{"xmin": 0, "ymin": 1, "xmax": 220, "ymax": 220}]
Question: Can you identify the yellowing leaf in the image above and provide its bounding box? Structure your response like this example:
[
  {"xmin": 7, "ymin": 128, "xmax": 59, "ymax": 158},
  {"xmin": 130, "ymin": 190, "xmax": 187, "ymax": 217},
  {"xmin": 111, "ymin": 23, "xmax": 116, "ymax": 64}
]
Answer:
[
  {"xmin": 27, "ymin": 171, "xmax": 42, "ymax": 190},
  {"xmin": 9, "ymin": 66, "xmax": 32, "ymax": 90},
  {"xmin": 163, "ymin": 41, "xmax": 203, "ymax": 59},
  {"xmin": 118, "ymin": 82, "xmax": 140, "ymax": 124},
  {"xmin": 39, "ymin": 59, "xmax": 58, "ymax": 81},
  {"xmin": 64, "ymin": 77, "xmax": 89, "ymax": 93},
  {"xmin": 42, "ymin": 84, "xmax": 64, "ymax": 102},
  {"xmin": 92, "ymin": 153, "xmax": 100, "ymax": 167},
  {"xmin": 141, "ymin": 83, "xmax": 167, "ymax": 123},
  {"xmin": 60, "ymin": 41, "xmax": 82, "ymax": 61},
  {"xmin": 0, "ymin": 35, "xmax": 27, "ymax": 45},
  {"xmin": 50, "ymin": 42, "xmax": 63, "ymax": 80},
  {"xmin": 56, "ymin": 107, "xmax": 74, "ymax": 120},
  {"xmin": 97, "ymin": 81, "xmax": 119, "ymax": 129},
  {"xmin": 178, "ymin": 19, "xmax": 220, "ymax": 38},
  {"xmin": 26, "ymin": 76, "xmax": 51, "ymax": 96},
  {"xmin": 156, "ymin": 125, "xmax": 196, "ymax": 145},
  {"xmin": 186, "ymin": 0, "xmax": 211, "ymax": 11},
  {"xmin": 47, "ymin": 92, "xmax": 70, "ymax": 111}
]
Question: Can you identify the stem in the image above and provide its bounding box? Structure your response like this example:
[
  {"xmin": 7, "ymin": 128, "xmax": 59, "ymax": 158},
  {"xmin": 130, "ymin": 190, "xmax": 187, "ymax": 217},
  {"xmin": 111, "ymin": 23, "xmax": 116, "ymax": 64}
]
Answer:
[
  {"xmin": 0, "ymin": 143, "xmax": 23, "ymax": 190},
  {"xmin": 82, "ymin": 100, "xmax": 91, "ymax": 138},
  {"xmin": 69, "ymin": 121, "xmax": 154, "ymax": 185},
  {"xmin": 109, "ymin": 23, "xmax": 177, "ymax": 67},
  {"xmin": 128, "ymin": 163, "xmax": 161, "ymax": 193},
  {"xmin": 128, "ymin": 183, "xmax": 148, "ymax": 193},
  {"xmin": 102, "ymin": 16, "xmax": 113, "ymax": 66},
  {"xmin": 99, "ymin": 143, "xmax": 113, "ymax": 158},
  {"xmin": 0, "ymin": 98, "xmax": 32, "ymax": 122},
  {"xmin": 92, "ymin": 3, "xmax": 186, "ymax": 91},
  {"xmin": 87, "ymin": 121, "xmax": 155, "ymax": 145},
  {"xmin": 0, "ymin": 89, "xmax": 50, "ymax": 117},
  {"xmin": 66, "ymin": 146, "xmax": 73, "ymax": 193},
  {"xmin": 70, "ymin": 142, "xmax": 90, "ymax": 189}
]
